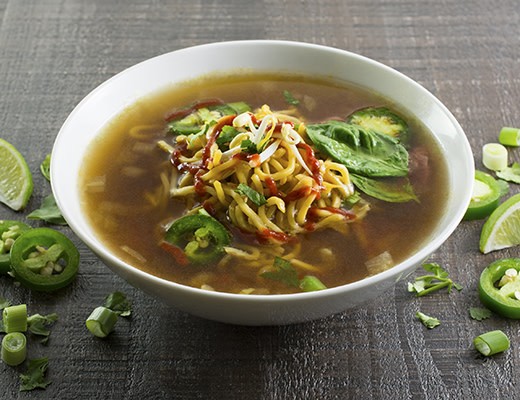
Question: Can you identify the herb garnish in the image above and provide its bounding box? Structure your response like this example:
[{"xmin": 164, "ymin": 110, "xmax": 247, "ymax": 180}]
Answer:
[
  {"xmin": 19, "ymin": 357, "xmax": 51, "ymax": 392},
  {"xmin": 496, "ymin": 162, "xmax": 520, "ymax": 184},
  {"xmin": 240, "ymin": 139, "xmax": 259, "ymax": 154},
  {"xmin": 27, "ymin": 313, "xmax": 59, "ymax": 344},
  {"xmin": 235, "ymin": 183, "xmax": 267, "ymax": 206},
  {"xmin": 283, "ymin": 90, "xmax": 300, "ymax": 106},
  {"xmin": 261, "ymin": 257, "xmax": 299, "ymax": 287},
  {"xmin": 40, "ymin": 154, "xmax": 51, "ymax": 181},
  {"xmin": 415, "ymin": 311, "xmax": 441, "ymax": 329},
  {"xmin": 103, "ymin": 291, "xmax": 132, "ymax": 317},
  {"xmin": 27, "ymin": 194, "xmax": 67, "ymax": 225},
  {"xmin": 469, "ymin": 307, "xmax": 492, "ymax": 321},
  {"xmin": 407, "ymin": 262, "xmax": 462, "ymax": 296}
]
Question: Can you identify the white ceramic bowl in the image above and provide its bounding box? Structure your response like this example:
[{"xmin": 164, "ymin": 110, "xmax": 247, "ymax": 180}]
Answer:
[{"xmin": 51, "ymin": 40, "xmax": 474, "ymax": 325}]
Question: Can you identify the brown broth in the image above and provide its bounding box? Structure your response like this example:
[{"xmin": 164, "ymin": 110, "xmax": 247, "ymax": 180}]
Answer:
[{"xmin": 80, "ymin": 72, "xmax": 448, "ymax": 294}]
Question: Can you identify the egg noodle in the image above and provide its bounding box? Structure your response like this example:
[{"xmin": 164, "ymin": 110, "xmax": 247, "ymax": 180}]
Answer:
[{"xmin": 160, "ymin": 104, "xmax": 369, "ymax": 279}]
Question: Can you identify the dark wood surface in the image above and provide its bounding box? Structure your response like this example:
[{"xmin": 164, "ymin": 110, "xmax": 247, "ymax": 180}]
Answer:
[{"xmin": 1, "ymin": 1, "xmax": 519, "ymax": 398}]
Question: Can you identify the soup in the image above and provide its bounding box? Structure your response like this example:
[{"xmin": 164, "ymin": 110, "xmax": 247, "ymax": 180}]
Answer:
[{"xmin": 80, "ymin": 72, "xmax": 448, "ymax": 294}]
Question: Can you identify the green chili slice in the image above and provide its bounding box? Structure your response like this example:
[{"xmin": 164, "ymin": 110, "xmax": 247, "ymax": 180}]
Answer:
[
  {"xmin": 478, "ymin": 258, "xmax": 520, "ymax": 319},
  {"xmin": 474, "ymin": 330, "xmax": 510, "ymax": 356},
  {"xmin": 86, "ymin": 306, "xmax": 118, "ymax": 338},
  {"xmin": 463, "ymin": 170, "xmax": 502, "ymax": 220},
  {"xmin": 3, "ymin": 304, "xmax": 27, "ymax": 333},
  {"xmin": 2, "ymin": 332, "xmax": 27, "ymax": 366},
  {"xmin": 10, "ymin": 228, "xmax": 79, "ymax": 292},
  {"xmin": 0, "ymin": 220, "xmax": 31, "ymax": 274},
  {"xmin": 164, "ymin": 213, "xmax": 231, "ymax": 265}
]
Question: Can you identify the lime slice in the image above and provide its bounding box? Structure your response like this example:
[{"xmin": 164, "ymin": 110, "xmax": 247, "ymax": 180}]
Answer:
[
  {"xmin": 0, "ymin": 138, "xmax": 33, "ymax": 211},
  {"xmin": 480, "ymin": 193, "xmax": 520, "ymax": 254}
]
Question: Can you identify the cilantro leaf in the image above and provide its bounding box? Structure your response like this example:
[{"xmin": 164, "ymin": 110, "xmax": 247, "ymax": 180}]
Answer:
[
  {"xmin": 103, "ymin": 291, "xmax": 132, "ymax": 317},
  {"xmin": 240, "ymin": 139, "xmax": 258, "ymax": 154},
  {"xmin": 216, "ymin": 125, "xmax": 240, "ymax": 150},
  {"xmin": 261, "ymin": 257, "xmax": 299, "ymax": 287},
  {"xmin": 416, "ymin": 311, "xmax": 440, "ymax": 329},
  {"xmin": 19, "ymin": 358, "xmax": 51, "ymax": 392},
  {"xmin": 283, "ymin": 90, "xmax": 300, "ymax": 106},
  {"xmin": 496, "ymin": 162, "xmax": 520, "ymax": 184},
  {"xmin": 469, "ymin": 307, "xmax": 492, "ymax": 321},
  {"xmin": 407, "ymin": 262, "xmax": 462, "ymax": 296},
  {"xmin": 235, "ymin": 183, "xmax": 267, "ymax": 206},
  {"xmin": 27, "ymin": 313, "xmax": 58, "ymax": 344},
  {"xmin": 27, "ymin": 194, "xmax": 67, "ymax": 225}
]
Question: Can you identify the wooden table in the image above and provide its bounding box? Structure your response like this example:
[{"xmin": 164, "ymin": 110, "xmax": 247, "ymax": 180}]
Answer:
[{"xmin": 1, "ymin": 1, "xmax": 519, "ymax": 398}]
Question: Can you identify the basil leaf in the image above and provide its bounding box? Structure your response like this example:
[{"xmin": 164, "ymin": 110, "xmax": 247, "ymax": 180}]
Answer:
[
  {"xmin": 306, "ymin": 121, "xmax": 409, "ymax": 177},
  {"xmin": 350, "ymin": 174, "xmax": 418, "ymax": 203},
  {"xmin": 261, "ymin": 257, "xmax": 299, "ymax": 287},
  {"xmin": 27, "ymin": 194, "xmax": 67, "ymax": 225},
  {"xmin": 235, "ymin": 183, "xmax": 267, "ymax": 206}
]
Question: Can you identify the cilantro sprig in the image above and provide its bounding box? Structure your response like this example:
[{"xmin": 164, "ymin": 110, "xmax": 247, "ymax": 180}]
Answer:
[
  {"xmin": 416, "ymin": 311, "xmax": 440, "ymax": 329},
  {"xmin": 407, "ymin": 262, "xmax": 462, "ymax": 296}
]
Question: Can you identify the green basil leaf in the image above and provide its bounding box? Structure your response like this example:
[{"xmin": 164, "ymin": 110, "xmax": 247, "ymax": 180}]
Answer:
[
  {"xmin": 235, "ymin": 183, "xmax": 267, "ymax": 206},
  {"xmin": 350, "ymin": 174, "xmax": 418, "ymax": 203},
  {"xmin": 306, "ymin": 121, "xmax": 409, "ymax": 177}
]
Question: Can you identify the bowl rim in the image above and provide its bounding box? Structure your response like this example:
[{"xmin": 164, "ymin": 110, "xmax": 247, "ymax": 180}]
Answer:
[{"xmin": 52, "ymin": 39, "xmax": 474, "ymax": 304}]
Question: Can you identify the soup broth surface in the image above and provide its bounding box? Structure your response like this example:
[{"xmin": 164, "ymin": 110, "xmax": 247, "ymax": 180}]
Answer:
[{"xmin": 80, "ymin": 72, "xmax": 448, "ymax": 294}]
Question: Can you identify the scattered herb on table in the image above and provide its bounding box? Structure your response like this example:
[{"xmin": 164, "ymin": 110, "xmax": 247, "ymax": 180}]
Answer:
[
  {"xmin": 86, "ymin": 291, "xmax": 132, "ymax": 338},
  {"xmin": 415, "ymin": 311, "xmax": 440, "ymax": 329},
  {"xmin": 0, "ymin": 296, "xmax": 11, "ymax": 310},
  {"xmin": 496, "ymin": 162, "xmax": 520, "ymax": 184},
  {"xmin": 27, "ymin": 313, "xmax": 59, "ymax": 344},
  {"xmin": 27, "ymin": 194, "xmax": 67, "ymax": 225},
  {"xmin": 19, "ymin": 357, "xmax": 51, "ymax": 391},
  {"xmin": 103, "ymin": 291, "xmax": 132, "ymax": 317},
  {"xmin": 469, "ymin": 307, "xmax": 492, "ymax": 321},
  {"xmin": 40, "ymin": 154, "xmax": 51, "ymax": 181},
  {"xmin": 407, "ymin": 262, "xmax": 462, "ymax": 296}
]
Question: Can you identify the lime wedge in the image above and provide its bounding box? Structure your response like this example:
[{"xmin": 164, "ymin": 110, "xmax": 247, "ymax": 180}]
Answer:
[
  {"xmin": 480, "ymin": 193, "xmax": 520, "ymax": 254},
  {"xmin": 0, "ymin": 138, "xmax": 33, "ymax": 211}
]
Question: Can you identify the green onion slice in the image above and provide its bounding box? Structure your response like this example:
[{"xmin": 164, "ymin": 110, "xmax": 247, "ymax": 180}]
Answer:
[
  {"xmin": 3, "ymin": 304, "xmax": 27, "ymax": 333},
  {"xmin": 499, "ymin": 127, "xmax": 520, "ymax": 147},
  {"xmin": 86, "ymin": 306, "xmax": 118, "ymax": 338},
  {"xmin": 1, "ymin": 332, "xmax": 27, "ymax": 366},
  {"xmin": 473, "ymin": 330, "xmax": 510, "ymax": 356},
  {"xmin": 299, "ymin": 275, "xmax": 327, "ymax": 292},
  {"xmin": 482, "ymin": 143, "xmax": 508, "ymax": 171}
]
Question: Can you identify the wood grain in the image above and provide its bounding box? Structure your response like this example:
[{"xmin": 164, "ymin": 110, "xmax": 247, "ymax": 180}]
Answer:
[{"xmin": 1, "ymin": 0, "xmax": 520, "ymax": 398}]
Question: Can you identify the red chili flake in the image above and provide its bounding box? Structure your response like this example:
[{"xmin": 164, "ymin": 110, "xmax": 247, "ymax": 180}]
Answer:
[{"xmin": 160, "ymin": 241, "xmax": 190, "ymax": 266}]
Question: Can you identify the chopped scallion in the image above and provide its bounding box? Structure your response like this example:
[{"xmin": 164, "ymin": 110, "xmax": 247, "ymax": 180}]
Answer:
[
  {"xmin": 482, "ymin": 143, "xmax": 508, "ymax": 171},
  {"xmin": 499, "ymin": 127, "xmax": 520, "ymax": 147},
  {"xmin": 299, "ymin": 275, "xmax": 327, "ymax": 292},
  {"xmin": 2, "ymin": 332, "xmax": 27, "ymax": 366},
  {"xmin": 3, "ymin": 304, "xmax": 27, "ymax": 333},
  {"xmin": 86, "ymin": 306, "xmax": 118, "ymax": 338},
  {"xmin": 474, "ymin": 330, "xmax": 510, "ymax": 356}
]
